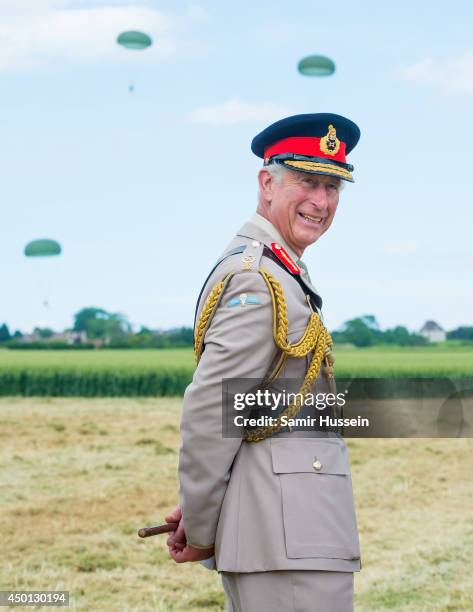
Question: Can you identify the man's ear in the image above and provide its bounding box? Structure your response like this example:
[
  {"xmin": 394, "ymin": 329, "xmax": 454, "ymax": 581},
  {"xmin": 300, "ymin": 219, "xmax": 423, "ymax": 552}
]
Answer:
[{"xmin": 258, "ymin": 168, "xmax": 274, "ymax": 203}]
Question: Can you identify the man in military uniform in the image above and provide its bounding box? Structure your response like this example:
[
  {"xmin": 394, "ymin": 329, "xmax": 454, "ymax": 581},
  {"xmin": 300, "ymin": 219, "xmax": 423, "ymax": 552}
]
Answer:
[{"xmin": 166, "ymin": 113, "xmax": 362, "ymax": 611}]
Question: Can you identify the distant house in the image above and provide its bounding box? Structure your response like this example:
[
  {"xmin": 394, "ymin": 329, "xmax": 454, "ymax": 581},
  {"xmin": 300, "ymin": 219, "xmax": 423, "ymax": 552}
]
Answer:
[
  {"xmin": 17, "ymin": 331, "xmax": 87, "ymax": 345},
  {"xmin": 419, "ymin": 320, "xmax": 446, "ymax": 343},
  {"xmin": 50, "ymin": 331, "xmax": 88, "ymax": 345},
  {"xmin": 16, "ymin": 332, "xmax": 39, "ymax": 344}
]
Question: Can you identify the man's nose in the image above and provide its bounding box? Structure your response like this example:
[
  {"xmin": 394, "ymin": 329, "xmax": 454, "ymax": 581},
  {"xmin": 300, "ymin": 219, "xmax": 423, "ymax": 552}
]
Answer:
[{"xmin": 309, "ymin": 185, "xmax": 329, "ymax": 210}]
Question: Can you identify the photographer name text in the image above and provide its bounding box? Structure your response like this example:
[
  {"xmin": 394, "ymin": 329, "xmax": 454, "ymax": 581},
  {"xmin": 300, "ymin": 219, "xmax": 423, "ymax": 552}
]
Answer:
[{"xmin": 233, "ymin": 415, "xmax": 370, "ymax": 428}]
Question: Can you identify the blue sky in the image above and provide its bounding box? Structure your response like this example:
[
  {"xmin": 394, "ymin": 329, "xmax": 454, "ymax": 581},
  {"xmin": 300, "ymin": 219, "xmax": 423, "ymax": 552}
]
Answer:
[{"xmin": 3, "ymin": 0, "xmax": 473, "ymax": 334}]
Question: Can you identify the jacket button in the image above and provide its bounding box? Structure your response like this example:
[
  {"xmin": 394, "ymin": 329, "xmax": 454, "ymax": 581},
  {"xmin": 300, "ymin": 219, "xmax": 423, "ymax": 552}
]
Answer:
[{"xmin": 313, "ymin": 460, "xmax": 322, "ymax": 471}]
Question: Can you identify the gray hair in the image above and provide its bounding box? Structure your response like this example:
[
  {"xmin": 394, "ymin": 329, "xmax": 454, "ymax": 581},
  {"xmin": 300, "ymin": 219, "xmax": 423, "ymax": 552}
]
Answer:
[
  {"xmin": 264, "ymin": 162, "xmax": 288, "ymax": 185},
  {"xmin": 262, "ymin": 162, "xmax": 346, "ymax": 190}
]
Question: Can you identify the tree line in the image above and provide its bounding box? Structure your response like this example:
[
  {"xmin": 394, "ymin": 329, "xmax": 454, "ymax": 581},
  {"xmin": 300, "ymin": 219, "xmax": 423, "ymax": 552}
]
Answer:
[{"xmin": 1, "ymin": 309, "xmax": 472, "ymax": 349}]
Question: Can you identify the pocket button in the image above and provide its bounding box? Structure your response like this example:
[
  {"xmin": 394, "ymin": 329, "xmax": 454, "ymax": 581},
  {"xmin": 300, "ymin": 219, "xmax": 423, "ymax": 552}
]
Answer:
[{"xmin": 312, "ymin": 459, "xmax": 322, "ymax": 471}]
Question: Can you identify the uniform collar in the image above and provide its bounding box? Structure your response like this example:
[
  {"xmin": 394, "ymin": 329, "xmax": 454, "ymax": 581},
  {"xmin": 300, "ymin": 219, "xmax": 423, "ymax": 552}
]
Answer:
[
  {"xmin": 240, "ymin": 213, "xmax": 299, "ymax": 263},
  {"xmin": 237, "ymin": 214, "xmax": 320, "ymax": 297}
]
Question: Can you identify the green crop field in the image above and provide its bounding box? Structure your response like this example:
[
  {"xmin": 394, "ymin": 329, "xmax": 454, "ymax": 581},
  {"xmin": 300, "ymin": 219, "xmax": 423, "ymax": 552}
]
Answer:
[
  {"xmin": 0, "ymin": 349, "xmax": 195, "ymax": 397},
  {"xmin": 2, "ymin": 345, "xmax": 473, "ymax": 375},
  {"xmin": 1, "ymin": 397, "xmax": 472, "ymax": 611},
  {"xmin": 332, "ymin": 345, "xmax": 473, "ymax": 377},
  {"xmin": 0, "ymin": 345, "xmax": 472, "ymax": 396},
  {"xmin": 0, "ymin": 348, "xmax": 195, "ymax": 371}
]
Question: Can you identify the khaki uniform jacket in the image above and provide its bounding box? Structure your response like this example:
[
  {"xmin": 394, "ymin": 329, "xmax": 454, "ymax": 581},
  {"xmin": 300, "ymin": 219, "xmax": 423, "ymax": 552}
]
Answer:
[{"xmin": 178, "ymin": 218, "xmax": 361, "ymax": 573}]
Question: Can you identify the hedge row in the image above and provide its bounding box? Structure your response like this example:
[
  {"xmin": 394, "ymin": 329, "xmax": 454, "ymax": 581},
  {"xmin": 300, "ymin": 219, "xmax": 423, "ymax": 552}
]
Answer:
[{"xmin": 0, "ymin": 368, "xmax": 194, "ymax": 397}]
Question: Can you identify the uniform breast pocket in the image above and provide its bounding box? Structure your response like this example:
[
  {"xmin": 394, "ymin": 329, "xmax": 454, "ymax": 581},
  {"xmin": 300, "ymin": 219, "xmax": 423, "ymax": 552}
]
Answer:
[{"xmin": 271, "ymin": 437, "xmax": 360, "ymax": 560}]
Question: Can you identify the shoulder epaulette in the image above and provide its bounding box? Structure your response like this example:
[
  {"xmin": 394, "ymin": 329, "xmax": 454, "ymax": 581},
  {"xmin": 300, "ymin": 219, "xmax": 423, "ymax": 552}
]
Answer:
[{"xmin": 193, "ymin": 241, "xmax": 265, "ymax": 330}]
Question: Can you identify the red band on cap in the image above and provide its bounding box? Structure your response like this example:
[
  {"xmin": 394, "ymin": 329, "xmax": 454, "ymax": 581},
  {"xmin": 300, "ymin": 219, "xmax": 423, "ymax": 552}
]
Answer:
[{"xmin": 264, "ymin": 136, "xmax": 346, "ymax": 163}]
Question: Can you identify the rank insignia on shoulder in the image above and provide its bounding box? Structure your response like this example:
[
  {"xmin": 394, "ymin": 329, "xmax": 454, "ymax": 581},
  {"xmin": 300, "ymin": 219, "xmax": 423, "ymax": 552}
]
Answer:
[
  {"xmin": 271, "ymin": 242, "xmax": 300, "ymax": 274},
  {"xmin": 241, "ymin": 255, "xmax": 256, "ymax": 271},
  {"xmin": 227, "ymin": 293, "xmax": 261, "ymax": 307}
]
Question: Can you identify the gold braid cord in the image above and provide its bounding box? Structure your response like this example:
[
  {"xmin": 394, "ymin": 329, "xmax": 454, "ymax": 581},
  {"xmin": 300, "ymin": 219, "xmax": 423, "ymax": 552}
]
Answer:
[
  {"xmin": 194, "ymin": 272, "xmax": 234, "ymax": 363},
  {"xmin": 244, "ymin": 267, "xmax": 334, "ymax": 443},
  {"xmin": 193, "ymin": 267, "xmax": 334, "ymax": 443}
]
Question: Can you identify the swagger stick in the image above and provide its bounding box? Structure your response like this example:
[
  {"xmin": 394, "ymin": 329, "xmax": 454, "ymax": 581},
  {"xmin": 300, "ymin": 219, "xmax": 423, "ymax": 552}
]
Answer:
[{"xmin": 138, "ymin": 522, "xmax": 179, "ymax": 538}]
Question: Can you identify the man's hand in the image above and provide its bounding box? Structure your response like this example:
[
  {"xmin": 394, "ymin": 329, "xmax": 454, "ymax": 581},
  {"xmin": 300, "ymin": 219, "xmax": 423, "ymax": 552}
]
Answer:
[
  {"xmin": 168, "ymin": 543, "xmax": 215, "ymax": 564},
  {"xmin": 165, "ymin": 505, "xmax": 215, "ymax": 563},
  {"xmin": 165, "ymin": 506, "xmax": 186, "ymax": 552}
]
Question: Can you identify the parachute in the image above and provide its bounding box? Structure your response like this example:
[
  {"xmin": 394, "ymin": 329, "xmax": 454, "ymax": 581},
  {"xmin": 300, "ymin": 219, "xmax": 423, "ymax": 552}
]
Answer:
[
  {"xmin": 116, "ymin": 31, "xmax": 153, "ymax": 92},
  {"xmin": 298, "ymin": 55, "xmax": 336, "ymax": 77},
  {"xmin": 24, "ymin": 239, "xmax": 61, "ymax": 257},
  {"xmin": 117, "ymin": 31, "xmax": 152, "ymax": 50},
  {"xmin": 24, "ymin": 239, "xmax": 62, "ymax": 313}
]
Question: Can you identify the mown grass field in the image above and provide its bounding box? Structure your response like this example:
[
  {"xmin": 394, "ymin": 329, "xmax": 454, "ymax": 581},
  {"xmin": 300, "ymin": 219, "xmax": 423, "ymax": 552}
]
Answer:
[
  {"xmin": 1, "ymin": 344, "xmax": 473, "ymax": 378},
  {"xmin": 1, "ymin": 397, "xmax": 472, "ymax": 611}
]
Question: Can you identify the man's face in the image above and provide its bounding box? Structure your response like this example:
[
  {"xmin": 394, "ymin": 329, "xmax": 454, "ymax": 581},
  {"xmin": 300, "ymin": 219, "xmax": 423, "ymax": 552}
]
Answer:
[{"xmin": 259, "ymin": 168, "xmax": 341, "ymax": 256}]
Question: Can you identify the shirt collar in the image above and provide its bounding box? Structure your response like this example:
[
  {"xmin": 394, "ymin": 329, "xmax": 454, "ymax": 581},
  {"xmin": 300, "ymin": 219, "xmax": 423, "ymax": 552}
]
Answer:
[{"xmin": 250, "ymin": 213, "xmax": 299, "ymax": 262}]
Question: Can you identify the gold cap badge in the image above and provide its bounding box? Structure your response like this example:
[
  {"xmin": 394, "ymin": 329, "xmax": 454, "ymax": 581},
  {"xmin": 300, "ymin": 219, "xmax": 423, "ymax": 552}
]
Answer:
[{"xmin": 320, "ymin": 124, "xmax": 340, "ymax": 156}]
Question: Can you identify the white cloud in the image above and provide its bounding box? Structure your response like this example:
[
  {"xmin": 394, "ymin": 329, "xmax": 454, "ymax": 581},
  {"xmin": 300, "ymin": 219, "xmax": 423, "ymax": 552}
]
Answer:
[
  {"xmin": 188, "ymin": 99, "xmax": 293, "ymax": 126},
  {"xmin": 0, "ymin": 0, "xmax": 66, "ymax": 16},
  {"xmin": 0, "ymin": 1, "xmax": 207, "ymax": 71},
  {"xmin": 398, "ymin": 51, "xmax": 473, "ymax": 94}
]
